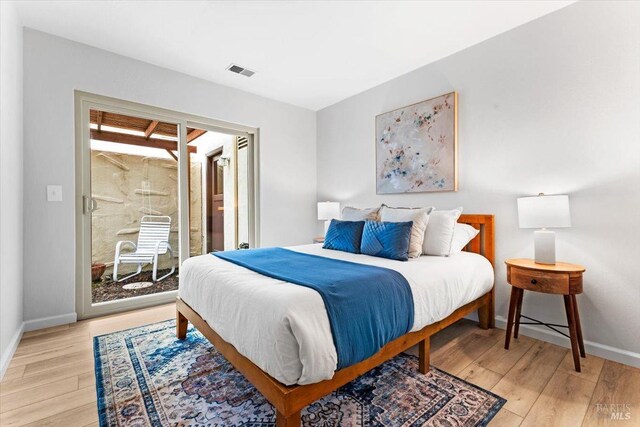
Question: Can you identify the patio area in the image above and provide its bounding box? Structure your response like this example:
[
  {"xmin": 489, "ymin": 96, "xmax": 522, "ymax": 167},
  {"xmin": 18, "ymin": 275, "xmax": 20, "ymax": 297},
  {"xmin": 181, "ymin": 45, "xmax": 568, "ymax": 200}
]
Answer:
[
  {"xmin": 91, "ymin": 268, "xmax": 179, "ymax": 303},
  {"xmin": 87, "ymin": 109, "xmax": 242, "ymax": 305},
  {"xmin": 89, "ymin": 109, "xmax": 207, "ymax": 304}
]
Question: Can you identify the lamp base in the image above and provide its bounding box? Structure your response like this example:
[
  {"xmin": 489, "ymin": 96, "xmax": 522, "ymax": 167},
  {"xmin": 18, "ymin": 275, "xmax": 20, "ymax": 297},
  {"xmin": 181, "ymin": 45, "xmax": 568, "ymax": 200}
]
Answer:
[
  {"xmin": 534, "ymin": 229, "xmax": 556, "ymax": 265},
  {"xmin": 324, "ymin": 220, "xmax": 331, "ymax": 235}
]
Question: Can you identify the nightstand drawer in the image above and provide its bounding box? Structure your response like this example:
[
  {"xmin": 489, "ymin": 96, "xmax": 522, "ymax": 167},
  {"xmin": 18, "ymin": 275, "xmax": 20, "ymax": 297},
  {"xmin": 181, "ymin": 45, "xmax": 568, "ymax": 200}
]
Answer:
[{"xmin": 510, "ymin": 267, "xmax": 569, "ymax": 294}]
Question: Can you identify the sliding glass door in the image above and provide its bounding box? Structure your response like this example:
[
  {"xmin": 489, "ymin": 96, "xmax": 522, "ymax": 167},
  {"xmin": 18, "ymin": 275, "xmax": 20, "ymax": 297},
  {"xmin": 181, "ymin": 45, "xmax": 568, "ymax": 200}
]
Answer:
[
  {"xmin": 88, "ymin": 109, "xmax": 183, "ymax": 304},
  {"xmin": 76, "ymin": 92, "xmax": 258, "ymax": 319}
]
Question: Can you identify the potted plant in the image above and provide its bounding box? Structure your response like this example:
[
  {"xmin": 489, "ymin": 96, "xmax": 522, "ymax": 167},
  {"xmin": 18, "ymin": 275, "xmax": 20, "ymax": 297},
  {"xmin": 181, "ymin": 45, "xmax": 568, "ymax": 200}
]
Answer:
[{"xmin": 91, "ymin": 262, "xmax": 106, "ymax": 282}]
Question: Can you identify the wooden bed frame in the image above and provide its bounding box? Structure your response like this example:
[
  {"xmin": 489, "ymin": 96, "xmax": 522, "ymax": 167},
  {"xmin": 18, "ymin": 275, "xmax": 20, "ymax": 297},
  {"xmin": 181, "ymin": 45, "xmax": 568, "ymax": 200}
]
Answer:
[{"xmin": 176, "ymin": 214, "xmax": 495, "ymax": 426}]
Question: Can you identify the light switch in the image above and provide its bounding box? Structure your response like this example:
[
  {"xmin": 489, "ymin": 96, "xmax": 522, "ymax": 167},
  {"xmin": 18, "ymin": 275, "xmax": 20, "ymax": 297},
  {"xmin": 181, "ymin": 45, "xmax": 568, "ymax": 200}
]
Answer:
[{"xmin": 47, "ymin": 185, "xmax": 63, "ymax": 202}]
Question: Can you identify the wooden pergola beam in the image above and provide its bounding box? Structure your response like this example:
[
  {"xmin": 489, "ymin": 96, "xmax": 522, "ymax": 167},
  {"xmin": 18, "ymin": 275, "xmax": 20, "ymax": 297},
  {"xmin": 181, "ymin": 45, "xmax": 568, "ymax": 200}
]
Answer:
[
  {"xmin": 187, "ymin": 128, "xmax": 207, "ymax": 143},
  {"xmin": 90, "ymin": 129, "xmax": 197, "ymax": 153},
  {"xmin": 165, "ymin": 149, "xmax": 178, "ymax": 161},
  {"xmin": 144, "ymin": 120, "xmax": 160, "ymax": 139},
  {"xmin": 97, "ymin": 111, "xmax": 103, "ymax": 133}
]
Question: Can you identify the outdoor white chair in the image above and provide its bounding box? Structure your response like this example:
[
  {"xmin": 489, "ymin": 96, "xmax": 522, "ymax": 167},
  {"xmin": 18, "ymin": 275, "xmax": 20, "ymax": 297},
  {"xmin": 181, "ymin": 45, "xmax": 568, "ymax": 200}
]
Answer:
[{"xmin": 113, "ymin": 215, "xmax": 175, "ymax": 282}]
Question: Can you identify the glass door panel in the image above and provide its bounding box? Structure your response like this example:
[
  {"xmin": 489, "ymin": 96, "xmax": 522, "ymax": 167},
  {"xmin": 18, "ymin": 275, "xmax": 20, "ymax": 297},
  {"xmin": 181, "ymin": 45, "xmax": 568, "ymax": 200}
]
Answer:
[
  {"xmin": 89, "ymin": 109, "xmax": 180, "ymax": 304},
  {"xmin": 188, "ymin": 128, "xmax": 241, "ymax": 253}
]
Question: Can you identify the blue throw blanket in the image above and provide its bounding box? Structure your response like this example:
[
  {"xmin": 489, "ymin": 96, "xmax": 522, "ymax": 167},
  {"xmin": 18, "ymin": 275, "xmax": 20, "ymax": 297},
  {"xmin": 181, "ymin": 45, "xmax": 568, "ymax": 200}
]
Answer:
[{"xmin": 213, "ymin": 248, "xmax": 414, "ymax": 369}]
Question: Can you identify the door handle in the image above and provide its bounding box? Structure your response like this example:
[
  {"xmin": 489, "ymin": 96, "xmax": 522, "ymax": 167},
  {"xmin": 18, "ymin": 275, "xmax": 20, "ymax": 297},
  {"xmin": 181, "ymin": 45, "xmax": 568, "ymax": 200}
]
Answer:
[{"xmin": 83, "ymin": 196, "xmax": 98, "ymax": 214}]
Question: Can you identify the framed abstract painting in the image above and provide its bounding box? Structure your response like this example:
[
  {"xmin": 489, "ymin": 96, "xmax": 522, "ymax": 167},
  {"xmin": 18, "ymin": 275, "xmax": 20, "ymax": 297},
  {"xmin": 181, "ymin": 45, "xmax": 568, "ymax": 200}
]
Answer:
[{"xmin": 376, "ymin": 91, "xmax": 458, "ymax": 194}]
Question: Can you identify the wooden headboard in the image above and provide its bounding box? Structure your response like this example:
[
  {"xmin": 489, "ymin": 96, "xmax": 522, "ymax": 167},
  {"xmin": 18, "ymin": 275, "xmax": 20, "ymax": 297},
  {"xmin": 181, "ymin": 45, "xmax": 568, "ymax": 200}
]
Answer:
[{"xmin": 458, "ymin": 214, "xmax": 495, "ymax": 268}]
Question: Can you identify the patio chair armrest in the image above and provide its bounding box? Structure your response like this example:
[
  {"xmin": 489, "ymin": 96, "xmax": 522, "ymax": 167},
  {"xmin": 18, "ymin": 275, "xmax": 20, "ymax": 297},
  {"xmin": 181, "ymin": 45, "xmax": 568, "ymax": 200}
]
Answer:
[
  {"xmin": 115, "ymin": 240, "xmax": 137, "ymax": 258},
  {"xmin": 151, "ymin": 240, "xmax": 170, "ymax": 257}
]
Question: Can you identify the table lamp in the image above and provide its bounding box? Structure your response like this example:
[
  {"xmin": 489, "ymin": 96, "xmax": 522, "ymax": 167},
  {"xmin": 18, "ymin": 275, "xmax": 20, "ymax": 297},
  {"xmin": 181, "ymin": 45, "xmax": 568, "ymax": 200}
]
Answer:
[
  {"xmin": 317, "ymin": 201, "xmax": 340, "ymax": 234},
  {"xmin": 517, "ymin": 193, "xmax": 571, "ymax": 265}
]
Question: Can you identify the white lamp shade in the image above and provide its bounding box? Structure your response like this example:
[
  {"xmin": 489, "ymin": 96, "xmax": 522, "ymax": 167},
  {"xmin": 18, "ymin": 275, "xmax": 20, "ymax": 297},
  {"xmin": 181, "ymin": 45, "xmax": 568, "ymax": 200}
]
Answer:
[
  {"xmin": 517, "ymin": 194, "xmax": 571, "ymax": 229},
  {"xmin": 317, "ymin": 202, "xmax": 340, "ymax": 220}
]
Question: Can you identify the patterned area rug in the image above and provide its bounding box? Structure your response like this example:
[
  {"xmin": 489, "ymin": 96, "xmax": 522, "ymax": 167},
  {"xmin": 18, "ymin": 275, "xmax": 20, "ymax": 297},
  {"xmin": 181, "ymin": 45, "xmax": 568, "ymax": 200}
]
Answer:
[{"xmin": 94, "ymin": 320, "xmax": 505, "ymax": 426}]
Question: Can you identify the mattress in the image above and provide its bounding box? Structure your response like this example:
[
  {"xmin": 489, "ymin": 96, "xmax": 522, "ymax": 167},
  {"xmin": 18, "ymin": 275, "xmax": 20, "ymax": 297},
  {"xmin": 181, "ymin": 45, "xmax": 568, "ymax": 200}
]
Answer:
[{"xmin": 179, "ymin": 244, "xmax": 494, "ymax": 385}]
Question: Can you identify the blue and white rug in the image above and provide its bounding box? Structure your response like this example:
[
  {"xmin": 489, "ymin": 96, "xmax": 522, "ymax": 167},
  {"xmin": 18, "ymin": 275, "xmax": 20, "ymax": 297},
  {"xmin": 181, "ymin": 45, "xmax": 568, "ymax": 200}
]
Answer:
[{"xmin": 94, "ymin": 320, "xmax": 505, "ymax": 426}]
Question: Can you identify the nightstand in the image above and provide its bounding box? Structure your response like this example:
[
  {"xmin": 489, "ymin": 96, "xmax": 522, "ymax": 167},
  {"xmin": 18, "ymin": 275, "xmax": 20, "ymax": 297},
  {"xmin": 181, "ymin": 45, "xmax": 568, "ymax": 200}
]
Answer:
[
  {"xmin": 504, "ymin": 258, "xmax": 586, "ymax": 372},
  {"xmin": 313, "ymin": 236, "xmax": 325, "ymax": 244}
]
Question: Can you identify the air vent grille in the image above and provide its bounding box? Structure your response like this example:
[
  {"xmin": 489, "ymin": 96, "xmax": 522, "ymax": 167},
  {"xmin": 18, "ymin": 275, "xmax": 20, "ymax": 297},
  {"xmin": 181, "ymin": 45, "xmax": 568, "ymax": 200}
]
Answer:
[{"xmin": 227, "ymin": 64, "xmax": 256, "ymax": 77}]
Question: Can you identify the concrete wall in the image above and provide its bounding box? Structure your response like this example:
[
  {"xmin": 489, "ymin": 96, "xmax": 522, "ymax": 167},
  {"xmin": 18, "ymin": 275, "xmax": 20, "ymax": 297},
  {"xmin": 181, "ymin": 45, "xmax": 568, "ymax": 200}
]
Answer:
[
  {"xmin": 317, "ymin": 1, "xmax": 640, "ymax": 365},
  {"xmin": 90, "ymin": 149, "xmax": 201, "ymax": 274},
  {"xmin": 0, "ymin": 1, "xmax": 25, "ymax": 379},
  {"xmin": 22, "ymin": 29, "xmax": 317, "ymax": 323}
]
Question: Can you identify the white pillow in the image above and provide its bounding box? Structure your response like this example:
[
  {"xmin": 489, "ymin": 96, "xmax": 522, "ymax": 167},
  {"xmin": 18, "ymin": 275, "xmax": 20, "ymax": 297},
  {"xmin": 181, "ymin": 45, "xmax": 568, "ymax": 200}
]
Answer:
[
  {"xmin": 422, "ymin": 207, "xmax": 463, "ymax": 256},
  {"xmin": 449, "ymin": 223, "xmax": 480, "ymax": 255},
  {"xmin": 341, "ymin": 206, "xmax": 380, "ymax": 221},
  {"xmin": 379, "ymin": 205, "xmax": 434, "ymax": 258}
]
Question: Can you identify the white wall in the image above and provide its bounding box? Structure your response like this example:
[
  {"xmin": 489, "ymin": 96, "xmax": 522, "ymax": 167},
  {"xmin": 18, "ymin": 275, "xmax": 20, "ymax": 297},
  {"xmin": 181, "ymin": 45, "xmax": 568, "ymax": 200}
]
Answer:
[
  {"xmin": 0, "ymin": 1, "xmax": 25, "ymax": 377},
  {"xmin": 22, "ymin": 30, "xmax": 317, "ymax": 322},
  {"xmin": 317, "ymin": 1, "xmax": 640, "ymax": 364}
]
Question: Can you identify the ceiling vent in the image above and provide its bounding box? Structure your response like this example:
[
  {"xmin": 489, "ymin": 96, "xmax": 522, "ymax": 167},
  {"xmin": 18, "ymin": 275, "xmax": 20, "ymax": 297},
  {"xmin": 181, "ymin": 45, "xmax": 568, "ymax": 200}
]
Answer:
[{"xmin": 226, "ymin": 64, "xmax": 255, "ymax": 77}]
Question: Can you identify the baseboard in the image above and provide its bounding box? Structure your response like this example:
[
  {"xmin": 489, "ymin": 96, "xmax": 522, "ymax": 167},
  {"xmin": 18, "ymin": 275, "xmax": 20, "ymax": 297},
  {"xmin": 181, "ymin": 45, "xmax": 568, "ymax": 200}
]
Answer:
[
  {"xmin": 495, "ymin": 315, "xmax": 640, "ymax": 368},
  {"xmin": 0, "ymin": 322, "xmax": 25, "ymax": 381},
  {"xmin": 23, "ymin": 312, "xmax": 77, "ymax": 332}
]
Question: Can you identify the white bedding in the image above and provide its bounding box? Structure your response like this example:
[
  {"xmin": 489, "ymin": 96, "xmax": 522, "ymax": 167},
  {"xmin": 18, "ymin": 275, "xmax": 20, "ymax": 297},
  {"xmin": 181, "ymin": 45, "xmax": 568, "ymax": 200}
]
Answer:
[{"xmin": 179, "ymin": 244, "xmax": 494, "ymax": 385}]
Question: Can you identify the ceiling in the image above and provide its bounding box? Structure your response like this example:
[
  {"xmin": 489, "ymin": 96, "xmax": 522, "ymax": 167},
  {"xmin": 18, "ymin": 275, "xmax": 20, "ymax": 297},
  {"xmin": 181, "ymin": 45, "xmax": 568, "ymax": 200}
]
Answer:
[{"xmin": 15, "ymin": 1, "xmax": 574, "ymax": 111}]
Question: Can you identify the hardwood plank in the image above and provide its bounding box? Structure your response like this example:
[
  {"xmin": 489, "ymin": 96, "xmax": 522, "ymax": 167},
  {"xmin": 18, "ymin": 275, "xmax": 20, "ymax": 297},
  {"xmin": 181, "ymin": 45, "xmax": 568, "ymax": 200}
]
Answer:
[
  {"xmin": 74, "ymin": 303, "xmax": 174, "ymax": 337},
  {"xmin": 13, "ymin": 335, "xmax": 90, "ymax": 358},
  {"xmin": 0, "ymin": 361, "xmax": 94, "ymax": 397},
  {"xmin": 0, "ymin": 388, "xmax": 96, "ymax": 427},
  {"xmin": 557, "ymin": 352, "xmax": 605, "ymax": 383},
  {"xmin": 490, "ymin": 408, "xmax": 524, "ymax": 426},
  {"xmin": 430, "ymin": 319, "xmax": 477, "ymax": 351},
  {"xmin": 0, "ymin": 377, "xmax": 78, "ymax": 413},
  {"xmin": 23, "ymin": 403, "xmax": 98, "ymax": 427},
  {"xmin": 1, "ymin": 366, "xmax": 25, "ymax": 382},
  {"xmin": 22, "ymin": 350, "xmax": 93, "ymax": 378},
  {"xmin": 19, "ymin": 327, "xmax": 88, "ymax": 347},
  {"xmin": 522, "ymin": 371, "xmax": 596, "ymax": 427},
  {"xmin": 9, "ymin": 342, "xmax": 92, "ymax": 368},
  {"xmin": 22, "ymin": 324, "xmax": 70, "ymax": 339},
  {"xmin": 492, "ymin": 341, "xmax": 567, "ymax": 417},
  {"xmin": 458, "ymin": 362, "xmax": 504, "ymax": 390},
  {"xmin": 476, "ymin": 335, "xmax": 535, "ymax": 375},
  {"xmin": 582, "ymin": 361, "xmax": 640, "ymax": 426},
  {"xmin": 78, "ymin": 372, "xmax": 96, "ymax": 390},
  {"xmin": 432, "ymin": 332, "xmax": 500, "ymax": 375}
]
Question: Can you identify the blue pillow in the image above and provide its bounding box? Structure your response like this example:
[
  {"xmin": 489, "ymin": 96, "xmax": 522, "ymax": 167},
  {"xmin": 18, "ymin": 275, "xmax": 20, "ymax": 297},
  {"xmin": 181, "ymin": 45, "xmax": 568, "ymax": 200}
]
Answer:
[
  {"xmin": 361, "ymin": 220, "xmax": 413, "ymax": 261},
  {"xmin": 323, "ymin": 219, "xmax": 365, "ymax": 254}
]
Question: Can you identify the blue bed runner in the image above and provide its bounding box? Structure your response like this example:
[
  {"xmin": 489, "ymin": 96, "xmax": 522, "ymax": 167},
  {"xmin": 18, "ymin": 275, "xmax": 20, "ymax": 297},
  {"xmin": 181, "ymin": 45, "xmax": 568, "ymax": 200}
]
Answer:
[{"xmin": 213, "ymin": 247, "xmax": 414, "ymax": 369}]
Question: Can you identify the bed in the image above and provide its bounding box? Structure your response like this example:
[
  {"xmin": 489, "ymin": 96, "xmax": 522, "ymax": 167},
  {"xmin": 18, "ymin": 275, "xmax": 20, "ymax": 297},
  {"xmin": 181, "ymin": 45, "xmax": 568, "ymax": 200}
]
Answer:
[{"xmin": 176, "ymin": 214, "xmax": 495, "ymax": 426}]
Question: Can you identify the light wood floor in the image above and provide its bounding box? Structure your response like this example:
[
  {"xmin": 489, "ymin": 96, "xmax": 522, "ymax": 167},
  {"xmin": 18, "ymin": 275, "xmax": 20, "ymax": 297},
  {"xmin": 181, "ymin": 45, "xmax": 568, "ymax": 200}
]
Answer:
[{"xmin": 0, "ymin": 303, "xmax": 638, "ymax": 426}]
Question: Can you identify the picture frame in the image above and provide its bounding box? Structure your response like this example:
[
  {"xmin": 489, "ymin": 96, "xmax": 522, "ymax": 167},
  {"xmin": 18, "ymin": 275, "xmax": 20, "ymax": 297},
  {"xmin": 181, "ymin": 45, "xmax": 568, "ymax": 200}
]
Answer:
[{"xmin": 375, "ymin": 91, "xmax": 458, "ymax": 194}]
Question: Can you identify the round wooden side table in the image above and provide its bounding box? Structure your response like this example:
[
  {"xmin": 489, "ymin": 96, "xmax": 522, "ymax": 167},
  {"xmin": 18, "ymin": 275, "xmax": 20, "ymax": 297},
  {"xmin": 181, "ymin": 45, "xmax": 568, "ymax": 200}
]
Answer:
[{"xmin": 504, "ymin": 258, "xmax": 586, "ymax": 372}]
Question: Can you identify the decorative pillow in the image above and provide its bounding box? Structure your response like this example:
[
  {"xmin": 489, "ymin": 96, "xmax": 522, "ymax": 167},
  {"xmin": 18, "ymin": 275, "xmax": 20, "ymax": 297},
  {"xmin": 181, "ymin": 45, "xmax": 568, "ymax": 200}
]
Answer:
[
  {"xmin": 379, "ymin": 205, "xmax": 434, "ymax": 258},
  {"xmin": 361, "ymin": 220, "xmax": 413, "ymax": 261},
  {"xmin": 323, "ymin": 219, "xmax": 365, "ymax": 254},
  {"xmin": 422, "ymin": 207, "xmax": 463, "ymax": 256},
  {"xmin": 449, "ymin": 223, "xmax": 480, "ymax": 255},
  {"xmin": 341, "ymin": 206, "xmax": 380, "ymax": 221}
]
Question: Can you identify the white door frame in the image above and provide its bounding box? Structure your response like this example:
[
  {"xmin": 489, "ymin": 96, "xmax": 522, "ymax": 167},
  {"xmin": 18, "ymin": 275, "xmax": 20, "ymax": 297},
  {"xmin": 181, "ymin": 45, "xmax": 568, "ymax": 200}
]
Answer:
[{"xmin": 74, "ymin": 91, "xmax": 260, "ymax": 319}]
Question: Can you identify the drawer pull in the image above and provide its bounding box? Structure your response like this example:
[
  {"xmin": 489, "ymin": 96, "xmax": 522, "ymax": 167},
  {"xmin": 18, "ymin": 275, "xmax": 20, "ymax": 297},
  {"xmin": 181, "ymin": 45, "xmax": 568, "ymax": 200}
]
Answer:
[{"xmin": 531, "ymin": 279, "xmax": 538, "ymax": 285}]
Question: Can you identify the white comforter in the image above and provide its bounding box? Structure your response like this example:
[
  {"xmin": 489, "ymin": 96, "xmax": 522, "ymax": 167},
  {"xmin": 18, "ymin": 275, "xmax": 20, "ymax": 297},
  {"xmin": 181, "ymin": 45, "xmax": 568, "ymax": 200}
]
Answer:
[{"xmin": 179, "ymin": 244, "xmax": 494, "ymax": 385}]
